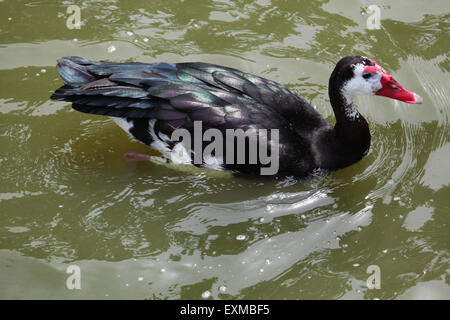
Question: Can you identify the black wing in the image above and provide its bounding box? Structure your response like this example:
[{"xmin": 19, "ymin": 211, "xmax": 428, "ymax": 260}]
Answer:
[
  {"xmin": 51, "ymin": 57, "xmax": 323, "ymax": 174},
  {"xmin": 51, "ymin": 57, "xmax": 327, "ymax": 128}
]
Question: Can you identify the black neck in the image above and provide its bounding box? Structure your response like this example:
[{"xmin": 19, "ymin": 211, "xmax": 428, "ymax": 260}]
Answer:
[{"xmin": 326, "ymin": 77, "xmax": 371, "ymax": 169}]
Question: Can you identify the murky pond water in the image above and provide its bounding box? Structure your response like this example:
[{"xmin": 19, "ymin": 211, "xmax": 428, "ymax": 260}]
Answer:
[{"xmin": 0, "ymin": 0, "xmax": 449, "ymax": 299}]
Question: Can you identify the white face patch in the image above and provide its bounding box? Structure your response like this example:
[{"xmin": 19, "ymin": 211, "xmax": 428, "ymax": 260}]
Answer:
[{"xmin": 341, "ymin": 63, "xmax": 382, "ymax": 105}]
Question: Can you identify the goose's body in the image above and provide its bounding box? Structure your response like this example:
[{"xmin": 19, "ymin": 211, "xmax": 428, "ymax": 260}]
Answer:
[{"xmin": 51, "ymin": 55, "xmax": 421, "ymax": 176}]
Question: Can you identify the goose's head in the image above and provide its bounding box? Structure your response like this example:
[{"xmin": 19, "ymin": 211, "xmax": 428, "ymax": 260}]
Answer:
[{"xmin": 332, "ymin": 55, "xmax": 422, "ymax": 105}]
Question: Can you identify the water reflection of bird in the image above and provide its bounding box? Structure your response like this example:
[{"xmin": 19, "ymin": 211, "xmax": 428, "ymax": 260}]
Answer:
[{"xmin": 51, "ymin": 55, "xmax": 421, "ymax": 176}]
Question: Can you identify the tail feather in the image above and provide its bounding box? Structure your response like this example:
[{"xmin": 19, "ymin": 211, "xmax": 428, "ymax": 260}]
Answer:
[
  {"xmin": 63, "ymin": 56, "xmax": 94, "ymax": 65},
  {"xmin": 56, "ymin": 57, "xmax": 96, "ymax": 86}
]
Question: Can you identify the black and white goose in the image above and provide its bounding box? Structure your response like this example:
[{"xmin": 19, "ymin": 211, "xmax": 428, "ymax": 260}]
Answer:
[{"xmin": 50, "ymin": 55, "xmax": 421, "ymax": 176}]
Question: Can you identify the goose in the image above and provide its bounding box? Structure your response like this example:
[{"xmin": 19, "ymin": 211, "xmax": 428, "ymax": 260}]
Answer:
[{"xmin": 50, "ymin": 55, "xmax": 421, "ymax": 176}]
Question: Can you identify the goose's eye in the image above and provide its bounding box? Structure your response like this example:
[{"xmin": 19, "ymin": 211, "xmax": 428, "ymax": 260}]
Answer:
[{"xmin": 363, "ymin": 73, "xmax": 372, "ymax": 79}]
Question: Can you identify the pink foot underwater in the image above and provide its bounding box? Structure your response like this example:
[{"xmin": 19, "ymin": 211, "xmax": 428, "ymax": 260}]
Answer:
[{"xmin": 124, "ymin": 151, "xmax": 151, "ymax": 162}]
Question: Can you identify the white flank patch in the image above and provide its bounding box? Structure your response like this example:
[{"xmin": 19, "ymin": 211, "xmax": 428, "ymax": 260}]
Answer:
[
  {"xmin": 149, "ymin": 120, "xmax": 226, "ymax": 171},
  {"xmin": 110, "ymin": 117, "xmax": 134, "ymax": 137},
  {"xmin": 158, "ymin": 131, "xmax": 171, "ymax": 143},
  {"xmin": 112, "ymin": 117, "xmax": 227, "ymax": 172},
  {"xmin": 148, "ymin": 119, "xmax": 171, "ymax": 155},
  {"xmin": 170, "ymin": 142, "xmax": 192, "ymax": 164},
  {"xmin": 203, "ymin": 155, "xmax": 224, "ymax": 171}
]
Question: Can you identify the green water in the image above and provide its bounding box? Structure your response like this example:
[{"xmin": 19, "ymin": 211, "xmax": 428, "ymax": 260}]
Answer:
[{"xmin": 0, "ymin": 0, "xmax": 449, "ymax": 300}]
